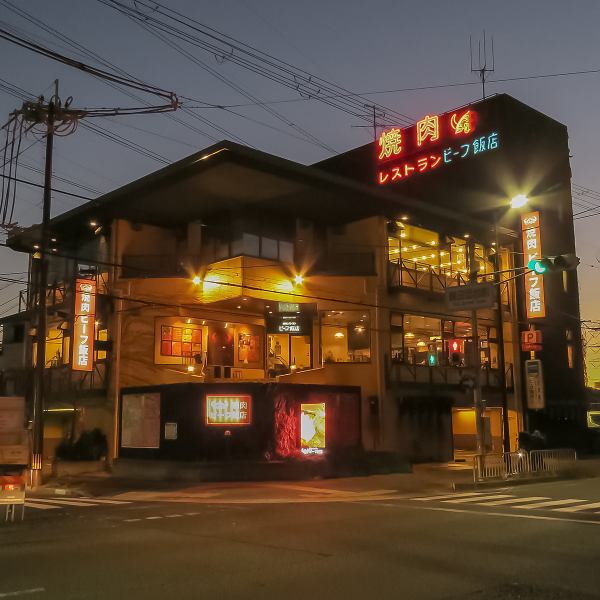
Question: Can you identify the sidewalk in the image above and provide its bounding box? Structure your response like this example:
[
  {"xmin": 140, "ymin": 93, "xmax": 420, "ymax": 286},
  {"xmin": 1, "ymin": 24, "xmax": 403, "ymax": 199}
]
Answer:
[{"xmin": 34, "ymin": 461, "xmax": 475, "ymax": 502}]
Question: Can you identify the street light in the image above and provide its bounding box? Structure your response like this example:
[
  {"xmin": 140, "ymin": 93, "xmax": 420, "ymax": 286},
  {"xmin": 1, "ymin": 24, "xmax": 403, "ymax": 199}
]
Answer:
[{"xmin": 510, "ymin": 194, "xmax": 529, "ymax": 209}]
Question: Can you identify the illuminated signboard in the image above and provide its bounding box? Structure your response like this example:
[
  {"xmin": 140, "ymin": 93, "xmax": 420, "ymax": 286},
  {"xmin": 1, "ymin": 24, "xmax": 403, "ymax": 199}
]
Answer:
[
  {"xmin": 73, "ymin": 279, "xmax": 96, "ymax": 371},
  {"xmin": 300, "ymin": 403, "xmax": 326, "ymax": 455},
  {"xmin": 521, "ymin": 211, "xmax": 546, "ymax": 319},
  {"xmin": 205, "ymin": 394, "xmax": 252, "ymax": 425},
  {"xmin": 266, "ymin": 313, "xmax": 311, "ymax": 335},
  {"xmin": 376, "ymin": 108, "xmax": 500, "ymax": 184}
]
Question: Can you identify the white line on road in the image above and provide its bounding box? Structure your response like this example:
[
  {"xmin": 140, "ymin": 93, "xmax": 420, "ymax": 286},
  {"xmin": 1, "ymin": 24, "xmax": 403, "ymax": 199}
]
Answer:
[
  {"xmin": 412, "ymin": 492, "xmax": 485, "ymax": 501},
  {"xmin": 442, "ymin": 494, "xmax": 514, "ymax": 504},
  {"xmin": 23, "ymin": 501, "xmax": 59, "ymax": 510},
  {"xmin": 123, "ymin": 518, "xmax": 141, "ymax": 522},
  {"xmin": 26, "ymin": 498, "xmax": 98, "ymax": 507},
  {"xmin": 77, "ymin": 497, "xmax": 130, "ymax": 505},
  {"xmin": 510, "ymin": 498, "xmax": 586, "ymax": 510},
  {"xmin": 146, "ymin": 516, "xmax": 162, "ymax": 520},
  {"xmin": 373, "ymin": 502, "xmax": 600, "ymax": 526},
  {"xmin": 0, "ymin": 588, "xmax": 45, "ymax": 598},
  {"xmin": 554, "ymin": 501, "xmax": 600, "ymax": 513},
  {"xmin": 166, "ymin": 514, "xmax": 182, "ymax": 518},
  {"xmin": 475, "ymin": 496, "xmax": 550, "ymax": 506}
]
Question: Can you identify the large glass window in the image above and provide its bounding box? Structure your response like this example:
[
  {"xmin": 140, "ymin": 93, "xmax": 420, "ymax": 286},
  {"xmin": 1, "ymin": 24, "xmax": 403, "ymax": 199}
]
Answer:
[
  {"xmin": 321, "ymin": 310, "xmax": 370, "ymax": 363},
  {"xmin": 392, "ymin": 313, "xmax": 496, "ymax": 368},
  {"xmin": 387, "ymin": 222, "xmax": 494, "ymax": 287}
]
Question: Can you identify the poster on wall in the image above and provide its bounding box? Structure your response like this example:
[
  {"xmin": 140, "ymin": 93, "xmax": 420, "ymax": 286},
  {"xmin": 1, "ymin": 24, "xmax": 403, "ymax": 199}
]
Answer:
[
  {"xmin": 238, "ymin": 332, "xmax": 261, "ymax": 364},
  {"xmin": 207, "ymin": 326, "xmax": 234, "ymax": 366},
  {"xmin": 121, "ymin": 393, "xmax": 160, "ymax": 448},
  {"xmin": 160, "ymin": 324, "xmax": 202, "ymax": 358},
  {"xmin": 300, "ymin": 403, "xmax": 326, "ymax": 455}
]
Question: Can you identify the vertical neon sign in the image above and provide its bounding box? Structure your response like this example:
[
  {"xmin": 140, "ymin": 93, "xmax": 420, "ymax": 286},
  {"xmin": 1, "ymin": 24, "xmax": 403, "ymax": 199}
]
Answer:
[
  {"xmin": 73, "ymin": 279, "xmax": 96, "ymax": 371},
  {"xmin": 521, "ymin": 211, "xmax": 546, "ymax": 319}
]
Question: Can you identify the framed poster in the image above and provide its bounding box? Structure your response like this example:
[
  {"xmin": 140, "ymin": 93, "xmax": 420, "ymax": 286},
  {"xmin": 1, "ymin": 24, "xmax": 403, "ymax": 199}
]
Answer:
[
  {"xmin": 238, "ymin": 332, "xmax": 260, "ymax": 364},
  {"xmin": 121, "ymin": 393, "xmax": 160, "ymax": 448}
]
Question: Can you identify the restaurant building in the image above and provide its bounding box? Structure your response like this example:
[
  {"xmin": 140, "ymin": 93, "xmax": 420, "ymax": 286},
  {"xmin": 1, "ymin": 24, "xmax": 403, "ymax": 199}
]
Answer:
[{"xmin": 0, "ymin": 93, "xmax": 585, "ymax": 468}]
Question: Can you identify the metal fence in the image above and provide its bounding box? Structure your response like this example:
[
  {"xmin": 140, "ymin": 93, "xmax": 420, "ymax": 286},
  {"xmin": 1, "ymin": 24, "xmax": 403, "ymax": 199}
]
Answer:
[{"xmin": 473, "ymin": 448, "xmax": 577, "ymax": 483}]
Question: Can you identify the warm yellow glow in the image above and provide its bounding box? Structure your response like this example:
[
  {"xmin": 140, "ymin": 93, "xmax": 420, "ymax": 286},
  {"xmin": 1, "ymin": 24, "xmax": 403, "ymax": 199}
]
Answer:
[
  {"xmin": 334, "ymin": 331, "xmax": 345, "ymax": 338},
  {"xmin": 511, "ymin": 194, "xmax": 529, "ymax": 209},
  {"xmin": 294, "ymin": 274, "xmax": 304, "ymax": 285},
  {"xmin": 192, "ymin": 275, "xmax": 201, "ymax": 285},
  {"xmin": 464, "ymin": 233, "xmax": 470, "ymax": 238},
  {"xmin": 300, "ymin": 403, "xmax": 326, "ymax": 450},
  {"xmin": 401, "ymin": 215, "xmax": 409, "ymax": 221},
  {"xmin": 187, "ymin": 364, "xmax": 195, "ymax": 373}
]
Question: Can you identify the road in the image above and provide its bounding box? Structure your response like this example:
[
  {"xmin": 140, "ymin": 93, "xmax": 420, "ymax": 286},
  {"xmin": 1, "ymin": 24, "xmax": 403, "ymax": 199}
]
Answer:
[{"xmin": 2, "ymin": 477, "xmax": 600, "ymax": 599}]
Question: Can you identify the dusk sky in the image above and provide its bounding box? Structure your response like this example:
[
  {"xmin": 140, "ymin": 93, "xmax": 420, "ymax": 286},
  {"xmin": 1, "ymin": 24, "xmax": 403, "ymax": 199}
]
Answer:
[{"xmin": 2, "ymin": 0, "xmax": 600, "ymax": 379}]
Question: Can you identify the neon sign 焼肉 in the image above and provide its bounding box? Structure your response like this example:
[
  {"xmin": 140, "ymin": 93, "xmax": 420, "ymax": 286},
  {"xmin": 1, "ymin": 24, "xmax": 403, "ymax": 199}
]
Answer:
[
  {"xmin": 205, "ymin": 395, "xmax": 252, "ymax": 425},
  {"xmin": 73, "ymin": 279, "xmax": 96, "ymax": 372}
]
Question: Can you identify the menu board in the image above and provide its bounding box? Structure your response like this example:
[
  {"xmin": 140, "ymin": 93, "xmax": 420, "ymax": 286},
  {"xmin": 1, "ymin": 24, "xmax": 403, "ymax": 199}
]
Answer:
[{"xmin": 121, "ymin": 393, "xmax": 160, "ymax": 449}]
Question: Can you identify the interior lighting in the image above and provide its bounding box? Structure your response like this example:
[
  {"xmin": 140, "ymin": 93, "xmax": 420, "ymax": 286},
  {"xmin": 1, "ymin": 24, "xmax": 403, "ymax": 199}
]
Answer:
[
  {"xmin": 429, "ymin": 241, "xmax": 436, "ymax": 246},
  {"xmin": 334, "ymin": 331, "xmax": 345, "ymax": 338},
  {"xmin": 50, "ymin": 237, "xmax": 57, "ymax": 242},
  {"xmin": 33, "ymin": 244, "xmax": 40, "ymax": 250},
  {"xmin": 401, "ymin": 215, "xmax": 409, "ymax": 221},
  {"xmin": 412, "ymin": 244, "xmax": 418, "ymax": 250},
  {"xmin": 236, "ymin": 305, "xmax": 242, "ymax": 309},
  {"xmin": 511, "ymin": 194, "xmax": 529, "ymax": 209},
  {"xmin": 402, "ymin": 247, "xmax": 408, "ymax": 252},
  {"xmin": 89, "ymin": 220, "xmax": 98, "ymax": 228},
  {"xmin": 294, "ymin": 274, "xmax": 304, "ymax": 285},
  {"xmin": 440, "ymin": 251, "xmax": 446, "ymax": 256},
  {"xmin": 192, "ymin": 275, "xmax": 201, "ymax": 285},
  {"xmin": 421, "ymin": 255, "xmax": 427, "ymax": 260},
  {"xmin": 464, "ymin": 233, "xmax": 470, "ymax": 238},
  {"xmin": 400, "ymin": 232, "xmax": 406, "ymax": 238},
  {"xmin": 430, "ymin": 253, "xmax": 435, "ymax": 258},
  {"xmin": 187, "ymin": 365, "xmax": 195, "ymax": 373}
]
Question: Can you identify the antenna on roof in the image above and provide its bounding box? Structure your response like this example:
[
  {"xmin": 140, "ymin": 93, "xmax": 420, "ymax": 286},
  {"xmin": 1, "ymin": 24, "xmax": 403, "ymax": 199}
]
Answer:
[
  {"xmin": 470, "ymin": 31, "xmax": 495, "ymax": 99},
  {"xmin": 350, "ymin": 104, "xmax": 388, "ymax": 142}
]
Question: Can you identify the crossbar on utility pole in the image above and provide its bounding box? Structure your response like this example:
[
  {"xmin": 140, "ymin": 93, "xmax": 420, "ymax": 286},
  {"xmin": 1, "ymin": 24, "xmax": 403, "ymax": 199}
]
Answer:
[{"xmin": 30, "ymin": 80, "xmax": 57, "ymax": 488}]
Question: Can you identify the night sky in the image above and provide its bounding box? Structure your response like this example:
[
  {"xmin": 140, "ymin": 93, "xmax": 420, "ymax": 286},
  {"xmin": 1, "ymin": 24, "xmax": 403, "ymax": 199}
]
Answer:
[{"xmin": 2, "ymin": 0, "xmax": 600, "ymax": 380}]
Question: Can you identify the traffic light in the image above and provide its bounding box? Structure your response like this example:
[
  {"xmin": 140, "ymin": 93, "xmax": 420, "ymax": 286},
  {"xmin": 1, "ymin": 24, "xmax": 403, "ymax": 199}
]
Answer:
[
  {"xmin": 427, "ymin": 350, "xmax": 438, "ymax": 366},
  {"xmin": 528, "ymin": 253, "xmax": 579, "ymax": 274}
]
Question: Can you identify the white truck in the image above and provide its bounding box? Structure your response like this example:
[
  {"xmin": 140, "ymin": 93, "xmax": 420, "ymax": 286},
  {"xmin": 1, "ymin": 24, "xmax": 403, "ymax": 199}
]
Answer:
[{"xmin": 0, "ymin": 396, "xmax": 28, "ymax": 521}]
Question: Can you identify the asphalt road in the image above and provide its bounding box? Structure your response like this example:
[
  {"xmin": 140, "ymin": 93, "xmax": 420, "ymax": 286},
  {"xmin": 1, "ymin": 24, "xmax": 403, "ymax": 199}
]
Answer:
[{"xmin": 2, "ymin": 477, "xmax": 600, "ymax": 599}]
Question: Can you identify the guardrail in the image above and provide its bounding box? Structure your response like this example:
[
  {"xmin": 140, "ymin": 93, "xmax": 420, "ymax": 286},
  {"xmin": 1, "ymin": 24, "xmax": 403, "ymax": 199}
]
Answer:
[{"xmin": 473, "ymin": 448, "xmax": 577, "ymax": 483}]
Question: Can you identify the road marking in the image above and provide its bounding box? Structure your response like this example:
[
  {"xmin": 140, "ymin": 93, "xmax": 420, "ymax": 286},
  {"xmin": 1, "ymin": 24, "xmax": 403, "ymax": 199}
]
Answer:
[
  {"xmin": 510, "ymin": 498, "xmax": 586, "ymax": 510},
  {"xmin": 373, "ymin": 502, "xmax": 600, "ymax": 526},
  {"xmin": 185, "ymin": 512, "xmax": 199, "ymax": 516},
  {"xmin": 166, "ymin": 514, "xmax": 182, "ymax": 518},
  {"xmin": 77, "ymin": 497, "xmax": 130, "ymax": 505},
  {"xmin": 0, "ymin": 588, "xmax": 45, "ymax": 598},
  {"xmin": 475, "ymin": 496, "xmax": 550, "ymax": 506},
  {"xmin": 554, "ymin": 501, "xmax": 600, "ymax": 513},
  {"xmin": 24, "ymin": 501, "xmax": 59, "ymax": 510},
  {"xmin": 124, "ymin": 518, "xmax": 141, "ymax": 522},
  {"xmin": 25, "ymin": 498, "xmax": 98, "ymax": 507},
  {"xmin": 442, "ymin": 494, "xmax": 514, "ymax": 504},
  {"xmin": 146, "ymin": 516, "xmax": 162, "ymax": 520},
  {"xmin": 412, "ymin": 492, "xmax": 485, "ymax": 502}
]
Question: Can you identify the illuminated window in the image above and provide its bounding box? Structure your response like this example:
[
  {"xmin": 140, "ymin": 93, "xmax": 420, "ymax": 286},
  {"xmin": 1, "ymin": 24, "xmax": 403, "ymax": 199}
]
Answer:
[
  {"xmin": 321, "ymin": 311, "xmax": 370, "ymax": 363},
  {"xmin": 300, "ymin": 403, "xmax": 326, "ymax": 454},
  {"xmin": 567, "ymin": 344, "xmax": 574, "ymax": 369}
]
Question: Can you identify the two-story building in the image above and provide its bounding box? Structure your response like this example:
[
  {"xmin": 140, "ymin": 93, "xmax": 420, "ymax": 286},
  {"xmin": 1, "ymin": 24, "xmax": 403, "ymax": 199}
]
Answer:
[{"xmin": 0, "ymin": 93, "xmax": 585, "ymax": 468}]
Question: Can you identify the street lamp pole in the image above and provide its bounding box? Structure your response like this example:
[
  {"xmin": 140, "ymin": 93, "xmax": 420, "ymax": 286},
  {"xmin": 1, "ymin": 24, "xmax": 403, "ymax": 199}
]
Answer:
[{"xmin": 468, "ymin": 242, "xmax": 486, "ymax": 463}]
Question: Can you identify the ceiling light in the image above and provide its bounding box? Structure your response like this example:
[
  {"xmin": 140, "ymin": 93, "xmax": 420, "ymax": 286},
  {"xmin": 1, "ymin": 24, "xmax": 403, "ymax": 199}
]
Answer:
[
  {"xmin": 334, "ymin": 331, "xmax": 345, "ymax": 338},
  {"xmin": 192, "ymin": 276, "xmax": 201, "ymax": 285},
  {"xmin": 294, "ymin": 274, "xmax": 303, "ymax": 285}
]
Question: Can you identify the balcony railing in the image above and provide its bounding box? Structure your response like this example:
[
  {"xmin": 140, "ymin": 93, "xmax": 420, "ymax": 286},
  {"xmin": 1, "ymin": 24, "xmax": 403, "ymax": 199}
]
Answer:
[{"xmin": 388, "ymin": 258, "xmax": 470, "ymax": 292}]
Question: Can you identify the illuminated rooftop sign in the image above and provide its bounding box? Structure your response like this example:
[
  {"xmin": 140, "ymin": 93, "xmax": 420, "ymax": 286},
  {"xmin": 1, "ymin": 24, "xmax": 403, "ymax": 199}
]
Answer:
[{"xmin": 376, "ymin": 108, "xmax": 500, "ymax": 185}]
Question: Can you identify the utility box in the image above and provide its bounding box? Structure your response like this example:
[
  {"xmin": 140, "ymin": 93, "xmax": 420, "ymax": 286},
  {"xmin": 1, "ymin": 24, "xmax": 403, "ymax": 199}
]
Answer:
[
  {"xmin": 0, "ymin": 396, "xmax": 29, "ymax": 467},
  {"xmin": 0, "ymin": 397, "xmax": 28, "ymax": 521}
]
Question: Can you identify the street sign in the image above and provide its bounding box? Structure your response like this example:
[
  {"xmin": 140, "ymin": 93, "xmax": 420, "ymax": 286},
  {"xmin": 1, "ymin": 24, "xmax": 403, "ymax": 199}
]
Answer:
[
  {"xmin": 445, "ymin": 282, "xmax": 495, "ymax": 310},
  {"xmin": 521, "ymin": 329, "xmax": 543, "ymax": 352},
  {"xmin": 525, "ymin": 359, "xmax": 545, "ymax": 410}
]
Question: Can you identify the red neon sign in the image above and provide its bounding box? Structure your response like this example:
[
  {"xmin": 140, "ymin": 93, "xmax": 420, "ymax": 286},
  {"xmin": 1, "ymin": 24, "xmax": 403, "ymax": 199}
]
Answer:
[{"xmin": 377, "ymin": 109, "xmax": 479, "ymax": 165}]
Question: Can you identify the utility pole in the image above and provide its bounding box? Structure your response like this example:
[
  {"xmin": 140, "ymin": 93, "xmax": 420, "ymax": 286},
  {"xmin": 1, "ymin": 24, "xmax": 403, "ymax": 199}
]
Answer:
[
  {"xmin": 29, "ymin": 80, "xmax": 58, "ymax": 488},
  {"xmin": 468, "ymin": 242, "xmax": 486, "ymax": 473}
]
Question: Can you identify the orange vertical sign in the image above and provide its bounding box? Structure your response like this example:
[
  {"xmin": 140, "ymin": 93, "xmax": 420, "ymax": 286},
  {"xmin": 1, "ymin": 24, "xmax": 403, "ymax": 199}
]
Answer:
[
  {"xmin": 521, "ymin": 211, "xmax": 546, "ymax": 319},
  {"xmin": 73, "ymin": 279, "xmax": 96, "ymax": 371}
]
